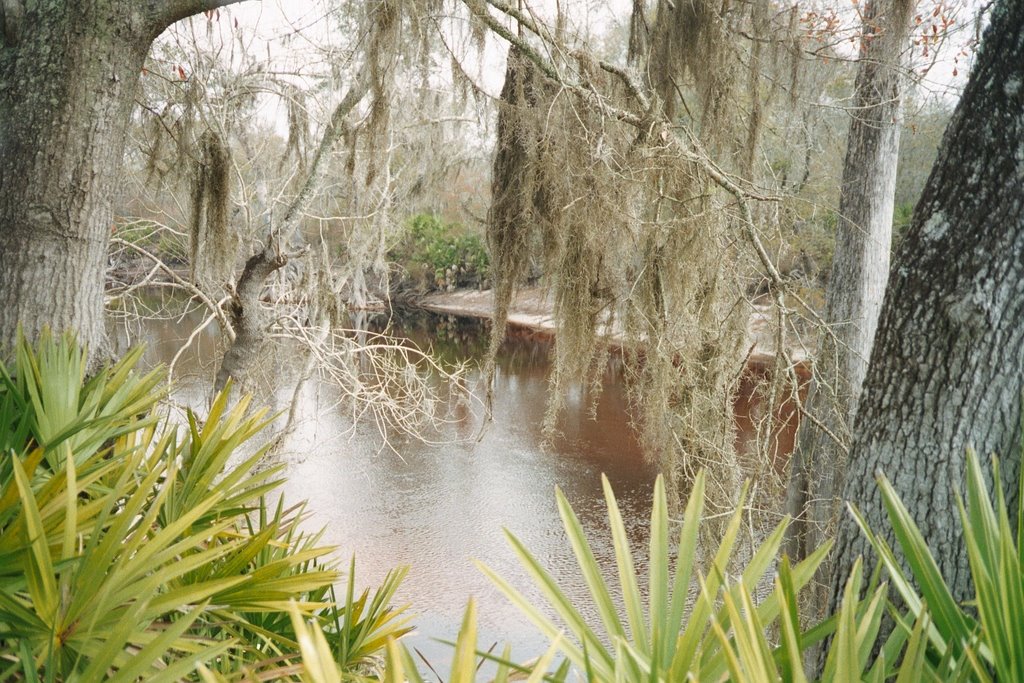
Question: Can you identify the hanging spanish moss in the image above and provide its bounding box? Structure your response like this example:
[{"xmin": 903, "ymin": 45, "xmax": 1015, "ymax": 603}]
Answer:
[
  {"xmin": 621, "ymin": 149, "xmax": 747, "ymax": 513},
  {"xmin": 279, "ymin": 84, "xmax": 310, "ymax": 172},
  {"xmin": 485, "ymin": 49, "xmax": 550, "ymax": 387},
  {"xmin": 143, "ymin": 107, "xmax": 166, "ymax": 186},
  {"xmin": 363, "ymin": 0, "xmax": 400, "ymax": 188},
  {"xmin": 649, "ymin": 0, "xmax": 737, "ymax": 147},
  {"xmin": 175, "ymin": 80, "xmax": 199, "ymax": 173},
  {"xmin": 189, "ymin": 129, "xmax": 237, "ymax": 290},
  {"xmin": 486, "ymin": 40, "xmax": 749, "ymax": 513},
  {"xmin": 628, "ymin": 0, "xmax": 650, "ymax": 68}
]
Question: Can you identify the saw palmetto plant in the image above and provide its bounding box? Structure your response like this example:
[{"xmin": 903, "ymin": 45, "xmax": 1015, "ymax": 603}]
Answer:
[
  {"xmin": 474, "ymin": 462, "xmax": 1021, "ymax": 682},
  {"xmin": 475, "ymin": 471, "xmax": 834, "ymax": 681},
  {"xmin": 851, "ymin": 447, "xmax": 1024, "ymax": 682},
  {"xmin": 0, "ymin": 332, "xmax": 410, "ymax": 681}
]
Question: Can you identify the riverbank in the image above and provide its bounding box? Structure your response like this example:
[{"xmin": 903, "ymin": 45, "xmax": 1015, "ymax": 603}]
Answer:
[
  {"xmin": 415, "ymin": 288, "xmax": 554, "ymax": 333},
  {"xmin": 413, "ymin": 287, "xmax": 809, "ymax": 369}
]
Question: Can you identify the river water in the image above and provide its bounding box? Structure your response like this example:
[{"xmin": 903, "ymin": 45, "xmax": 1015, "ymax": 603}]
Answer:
[
  {"xmin": 127, "ymin": 305, "xmax": 657, "ymax": 665},
  {"xmin": 125, "ymin": 303, "xmax": 793, "ymax": 669}
]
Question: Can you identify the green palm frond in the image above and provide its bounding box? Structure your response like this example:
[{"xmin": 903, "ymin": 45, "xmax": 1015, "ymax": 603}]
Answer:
[
  {"xmin": 381, "ymin": 599, "xmax": 564, "ymax": 683},
  {"xmin": 477, "ymin": 471, "xmax": 834, "ymax": 681},
  {"xmin": 854, "ymin": 447, "xmax": 1024, "ymax": 681},
  {"xmin": 0, "ymin": 332, "xmax": 409, "ymax": 680}
]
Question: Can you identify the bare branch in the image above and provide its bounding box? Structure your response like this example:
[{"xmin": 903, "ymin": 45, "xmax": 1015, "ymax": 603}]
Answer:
[
  {"xmin": 483, "ymin": 0, "xmax": 651, "ymax": 108},
  {"xmin": 111, "ymin": 237, "xmax": 236, "ymax": 341},
  {"xmin": 214, "ymin": 69, "xmax": 370, "ymax": 391},
  {"xmin": 274, "ymin": 69, "xmax": 373, "ymax": 246},
  {"xmin": 168, "ymin": 297, "xmax": 230, "ymax": 384}
]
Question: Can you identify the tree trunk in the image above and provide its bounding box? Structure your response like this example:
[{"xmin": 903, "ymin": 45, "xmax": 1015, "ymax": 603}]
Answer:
[
  {"xmin": 785, "ymin": 0, "xmax": 914, "ymax": 561},
  {"xmin": 0, "ymin": 4, "xmax": 153, "ymax": 364},
  {"xmin": 214, "ymin": 250, "xmax": 288, "ymax": 393},
  {"xmin": 0, "ymin": 0, "xmax": 244, "ymax": 367},
  {"xmin": 830, "ymin": 0, "xmax": 1024, "ymax": 608},
  {"xmin": 213, "ymin": 72, "xmax": 370, "ymax": 392}
]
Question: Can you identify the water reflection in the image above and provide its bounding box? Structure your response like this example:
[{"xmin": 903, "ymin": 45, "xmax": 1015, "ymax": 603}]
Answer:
[
  {"xmin": 124, "ymin": 304, "xmax": 796, "ymax": 669},
  {"xmin": 277, "ymin": 311, "xmax": 658, "ymax": 666}
]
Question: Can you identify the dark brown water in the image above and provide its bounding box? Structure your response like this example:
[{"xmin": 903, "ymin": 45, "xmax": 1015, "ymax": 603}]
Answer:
[{"xmin": 278, "ymin": 312, "xmax": 660, "ymax": 666}]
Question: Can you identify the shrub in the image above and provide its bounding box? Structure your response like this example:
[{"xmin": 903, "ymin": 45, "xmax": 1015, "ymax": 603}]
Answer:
[
  {"xmin": 466, "ymin": 456, "xmax": 1021, "ymax": 681},
  {"xmin": 112, "ymin": 219, "xmax": 190, "ymax": 264},
  {"xmin": 475, "ymin": 472, "xmax": 840, "ymax": 681},
  {"xmin": 9, "ymin": 334, "xmax": 1016, "ymax": 681},
  {"xmin": 391, "ymin": 213, "xmax": 490, "ymax": 292},
  {"xmin": 854, "ymin": 448, "xmax": 1024, "ymax": 681}
]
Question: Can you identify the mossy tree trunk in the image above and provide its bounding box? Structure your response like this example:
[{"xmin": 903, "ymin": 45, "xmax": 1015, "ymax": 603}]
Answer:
[
  {"xmin": 829, "ymin": 0, "xmax": 1024, "ymax": 608},
  {"xmin": 785, "ymin": 0, "xmax": 914, "ymax": 561},
  {"xmin": 0, "ymin": 0, "xmax": 244, "ymax": 367}
]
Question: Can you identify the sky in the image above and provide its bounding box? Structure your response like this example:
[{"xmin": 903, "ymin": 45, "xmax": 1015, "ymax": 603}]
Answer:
[
  {"xmin": 220, "ymin": 0, "xmax": 633, "ymax": 96},
  {"xmin": 162, "ymin": 0, "xmax": 978, "ymax": 138},
  {"xmin": 199, "ymin": 0, "xmax": 977, "ymax": 93}
]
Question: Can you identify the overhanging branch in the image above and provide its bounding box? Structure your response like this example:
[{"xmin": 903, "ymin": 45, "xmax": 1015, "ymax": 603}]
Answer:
[
  {"xmin": 274, "ymin": 69, "xmax": 373, "ymax": 246},
  {"xmin": 146, "ymin": 0, "xmax": 249, "ymax": 34}
]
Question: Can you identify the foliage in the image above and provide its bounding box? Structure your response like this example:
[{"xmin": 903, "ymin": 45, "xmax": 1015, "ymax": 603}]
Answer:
[
  {"xmin": 383, "ymin": 600, "xmax": 568, "ymax": 683},
  {"xmin": 853, "ymin": 448, "xmax": 1024, "ymax": 681},
  {"xmin": 478, "ymin": 471, "xmax": 836, "ymax": 680},
  {"xmin": 7, "ymin": 337, "xmax": 1021, "ymax": 682},
  {"xmin": 0, "ymin": 332, "xmax": 410, "ymax": 680},
  {"xmin": 891, "ymin": 202, "xmax": 915, "ymax": 250},
  {"xmin": 477, "ymin": 463, "xmax": 1024, "ymax": 682},
  {"xmin": 111, "ymin": 219, "xmax": 190, "ymax": 265},
  {"xmin": 391, "ymin": 213, "xmax": 490, "ymax": 292}
]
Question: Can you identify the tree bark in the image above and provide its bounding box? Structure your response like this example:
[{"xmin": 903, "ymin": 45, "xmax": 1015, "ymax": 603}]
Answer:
[
  {"xmin": 214, "ymin": 250, "xmax": 288, "ymax": 392},
  {"xmin": 786, "ymin": 0, "xmax": 914, "ymax": 561},
  {"xmin": 830, "ymin": 0, "xmax": 1024, "ymax": 608},
  {"xmin": 0, "ymin": 0, "xmax": 244, "ymax": 367}
]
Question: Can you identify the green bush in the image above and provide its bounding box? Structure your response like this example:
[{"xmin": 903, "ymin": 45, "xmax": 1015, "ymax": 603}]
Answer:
[
  {"xmin": 853, "ymin": 448, "xmax": 1024, "ymax": 681},
  {"xmin": 392, "ymin": 213, "xmax": 490, "ymax": 292},
  {"xmin": 113, "ymin": 219, "xmax": 190, "ymax": 264},
  {"xmin": 474, "ymin": 472, "xmax": 846, "ymax": 681},
  {"xmin": 891, "ymin": 202, "xmax": 915, "ymax": 250}
]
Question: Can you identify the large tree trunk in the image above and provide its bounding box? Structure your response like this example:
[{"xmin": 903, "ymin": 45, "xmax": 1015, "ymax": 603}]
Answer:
[
  {"xmin": 785, "ymin": 0, "xmax": 914, "ymax": 561},
  {"xmin": 0, "ymin": 1, "xmax": 244, "ymax": 367},
  {"xmin": 830, "ymin": 0, "xmax": 1024, "ymax": 608},
  {"xmin": 0, "ymin": 4, "xmax": 152, "ymax": 364}
]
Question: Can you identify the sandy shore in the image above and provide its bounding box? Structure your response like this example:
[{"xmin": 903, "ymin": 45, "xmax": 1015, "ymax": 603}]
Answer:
[
  {"xmin": 416, "ymin": 288, "xmax": 556, "ymax": 333},
  {"xmin": 413, "ymin": 287, "xmax": 808, "ymax": 368}
]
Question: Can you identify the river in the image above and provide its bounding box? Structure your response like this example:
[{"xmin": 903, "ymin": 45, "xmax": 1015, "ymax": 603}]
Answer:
[{"xmin": 123, "ymin": 301, "xmax": 795, "ymax": 670}]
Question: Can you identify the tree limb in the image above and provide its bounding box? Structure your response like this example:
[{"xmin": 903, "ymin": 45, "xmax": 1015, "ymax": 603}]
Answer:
[
  {"xmin": 274, "ymin": 69, "xmax": 373, "ymax": 246},
  {"xmin": 146, "ymin": 0, "xmax": 249, "ymax": 34},
  {"xmin": 111, "ymin": 237, "xmax": 236, "ymax": 341},
  {"xmin": 214, "ymin": 69, "xmax": 371, "ymax": 391},
  {"xmin": 483, "ymin": 0, "xmax": 651, "ymax": 108}
]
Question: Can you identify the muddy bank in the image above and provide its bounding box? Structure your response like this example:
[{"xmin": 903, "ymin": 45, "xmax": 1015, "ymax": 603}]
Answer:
[{"xmin": 411, "ymin": 288, "xmax": 811, "ymax": 474}]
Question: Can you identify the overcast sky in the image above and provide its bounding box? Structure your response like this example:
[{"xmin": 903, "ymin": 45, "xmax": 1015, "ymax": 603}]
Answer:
[{"xmin": 165, "ymin": 0, "xmax": 975, "ymax": 136}]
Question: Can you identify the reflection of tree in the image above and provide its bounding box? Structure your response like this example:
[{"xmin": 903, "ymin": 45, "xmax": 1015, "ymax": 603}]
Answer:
[{"xmin": 373, "ymin": 309, "xmax": 565, "ymax": 376}]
